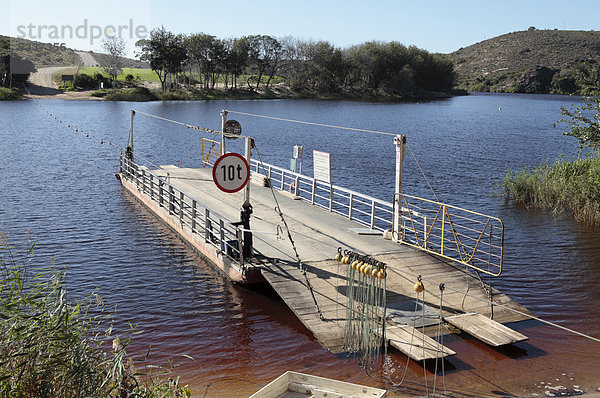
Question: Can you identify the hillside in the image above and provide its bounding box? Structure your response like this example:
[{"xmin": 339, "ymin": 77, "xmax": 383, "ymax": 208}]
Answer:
[
  {"xmin": 447, "ymin": 29, "xmax": 600, "ymax": 94},
  {"xmin": 1, "ymin": 35, "xmax": 80, "ymax": 67},
  {"xmin": 1, "ymin": 35, "xmax": 147, "ymax": 69}
]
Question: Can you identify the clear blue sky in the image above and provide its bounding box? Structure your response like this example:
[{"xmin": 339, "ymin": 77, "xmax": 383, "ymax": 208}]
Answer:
[{"xmin": 3, "ymin": 0, "xmax": 600, "ymax": 57}]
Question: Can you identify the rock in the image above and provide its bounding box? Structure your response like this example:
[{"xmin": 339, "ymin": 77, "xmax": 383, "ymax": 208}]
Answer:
[{"xmin": 516, "ymin": 66, "xmax": 558, "ymax": 93}]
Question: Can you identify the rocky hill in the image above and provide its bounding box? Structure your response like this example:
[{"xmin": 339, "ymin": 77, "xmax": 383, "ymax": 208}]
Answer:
[{"xmin": 447, "ymin": 29, "xmax": 600, "ymax": 94}]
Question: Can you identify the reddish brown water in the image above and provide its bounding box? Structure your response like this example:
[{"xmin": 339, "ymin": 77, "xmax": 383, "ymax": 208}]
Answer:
[{"xmin": 2, "ymin": 95, "xmax": 599, "ymax": 396}]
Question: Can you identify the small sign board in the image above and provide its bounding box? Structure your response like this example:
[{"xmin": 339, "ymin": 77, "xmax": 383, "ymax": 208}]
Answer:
[
  {"xmin": 61, "ymin": 74, "xmax": 74, "ymax": 81},
  {"xmin": 223, "ymin": 120, "xmax": 242, "ymax": 139},
  {"xmin": 212, "ymin": 153, "xmax": 250, "ymax": 193},
  {"xmin": 313, "ymin": 150, "xmax": 331, "ymax": 184}
]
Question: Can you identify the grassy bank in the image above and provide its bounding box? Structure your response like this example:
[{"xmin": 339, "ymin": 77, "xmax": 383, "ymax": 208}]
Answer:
[
  {"xmin": 0, "ymin": 87, "xmax": 23, "ymax": 100},
  {"xmin": 502, "ymin": 155, "xmax": 600, "ymax": 225},
  {"xmin": 0, "ymin": 237, "xmax": 191, "ymax": 397}
]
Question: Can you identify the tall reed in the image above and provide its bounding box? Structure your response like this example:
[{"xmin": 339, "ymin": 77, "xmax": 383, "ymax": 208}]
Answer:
[{"xmin": 501, "ymin": 155, "xmax": 600, "ymax": 225}]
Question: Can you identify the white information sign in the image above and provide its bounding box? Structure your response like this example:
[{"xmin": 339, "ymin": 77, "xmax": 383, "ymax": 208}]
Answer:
[
  {"xmin": 212, "ymin": 153, "xmax": 250, "ymax": 193},
  {"xmin": 313, "ymin": 150, "xmax": 331, "ymax": 183}
]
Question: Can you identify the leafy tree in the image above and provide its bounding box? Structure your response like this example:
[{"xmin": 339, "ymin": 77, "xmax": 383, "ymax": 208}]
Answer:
[
  {"xmin": 185, "ymin": 33, "xmax": 215, "ymax": 89},
  {"xmin": 245, "ymin": 35, "xmax": 282, "ymax": 91},
  {"xmin": 556, "ymin": 95, "xmax": 600, "ymax": 153},
  {"xmin": 100, "ymin": 36, "xmax": 126, "ymax": 88},
  {"xmin": 228, "ymin": 37, "xmax": 249, "ymax": 90},
  {"xmin": 136, "ymin": 27, "xmax": 187, "ymax": 91}
]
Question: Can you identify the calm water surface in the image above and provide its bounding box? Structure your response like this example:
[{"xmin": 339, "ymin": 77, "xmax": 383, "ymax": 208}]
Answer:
[{"xmin": 1, "ymin": 93, "xmax": 599, "ymax": 396}]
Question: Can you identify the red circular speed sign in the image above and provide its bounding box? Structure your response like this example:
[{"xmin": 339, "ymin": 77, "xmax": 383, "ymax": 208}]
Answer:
[{"xmin": 212, "ymin": 153, "xmax": 250, "ymax": 193}]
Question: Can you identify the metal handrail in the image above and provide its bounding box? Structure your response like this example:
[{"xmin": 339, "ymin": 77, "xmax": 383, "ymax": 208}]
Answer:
[
  {"xmin": 201, "ymin": 138, "xmax": 221, "ymax": 166},
  {"xmin": 394, "ymin": 193, "xmax": 504, "ymax": 277},
  {"xmin": 250, "ymin": 159, "xmax": 394, "ymax": 231},
  {"xmin": 119, "ymin": 154, "xmax": 245, "ymax": 267}
]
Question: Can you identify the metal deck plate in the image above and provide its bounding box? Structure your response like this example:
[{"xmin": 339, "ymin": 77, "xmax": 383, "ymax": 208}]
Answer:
[{"xmin": 386, "ymin": 299, "xmax": 440, "ymax": 328}]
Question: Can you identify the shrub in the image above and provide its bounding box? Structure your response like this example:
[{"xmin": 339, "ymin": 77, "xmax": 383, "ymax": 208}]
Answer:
[
  {"xmin": 0, "ymin": 237, "xmax": 192, "ymax": 397},
  {"xmin": 0, "ymin": 87, "xmax": 23, "ymax": 100},
  {"xmin": 105, "ymin": 87, "xmax": 158, "ymax": 101},
  {"xmin": 74, "ymin": 73, "xmax": 99, "ymax": 89}
]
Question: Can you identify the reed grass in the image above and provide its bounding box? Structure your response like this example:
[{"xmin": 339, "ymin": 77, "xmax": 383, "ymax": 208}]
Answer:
[
  {"xmin": 0, "ymin": 235, "xmax": 192, "ymax": 397},
  {"xmin": 501, "ymin": 155, "xmax": 600, "ymax": 225}
]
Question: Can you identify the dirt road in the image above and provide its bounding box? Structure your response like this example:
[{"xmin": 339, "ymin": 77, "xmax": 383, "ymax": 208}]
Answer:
[
  {"xmin": 24, "ymin": 52, "xmax": 101, "ymax": 99},
  {"xmin": 75, "ymin": 51, "xmax": 98, "ymax": 67}
]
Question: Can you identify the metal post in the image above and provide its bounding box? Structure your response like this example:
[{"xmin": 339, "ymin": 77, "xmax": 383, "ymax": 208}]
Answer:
[
  {"xmin": 220, "ymin": 110, "xmax": 227, "ymax": 156},
  {"xmin": 240, "ymin": 136, "xmax": 253, "ymax": 258},
  {"xmin": 393, "ymin": 135, "xmax": 406, "ymax": 241},
  {"xmin": 349, "ymin": 193, "xmax": 354, "ymax": 220},
  {"xmin": 329, "ymin": 184, "xmax": 333, "ymax": 212},
  {"xmin": 179, "ymin": 191, "xmax": 184, "ymax": 223},
  {"xmin": 130, "ymin": 110, "xmax": 135, "ymax": 151},
  {"xmin": 191, "ymin": 200, "xmax": 197, "ymax": 232},
  {"xmin": 205, "ymin": 208, "xmax": 210, "ymax": 242},
  {"xmin": 219, "ymin": 219, "xmax": 225, "ymax": 253}
]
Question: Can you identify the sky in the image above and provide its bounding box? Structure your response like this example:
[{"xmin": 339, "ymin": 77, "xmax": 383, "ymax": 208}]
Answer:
[{"xmin": 2, "ymin": 0, "xmax": 600, "ymax": 57}]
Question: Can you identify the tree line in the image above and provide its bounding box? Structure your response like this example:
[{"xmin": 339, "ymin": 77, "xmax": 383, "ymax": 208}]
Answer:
[{"xmin": 136, "ymin": 27, "xmax": 455, "ymax": 97}]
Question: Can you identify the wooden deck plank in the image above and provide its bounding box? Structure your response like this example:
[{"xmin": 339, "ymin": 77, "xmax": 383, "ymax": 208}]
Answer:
[
  {"xmin": 379, "ymin": 325, "xmax": 456, "ymax": 361},
  {"xmin": 445, "ymin": 313, "xmax": 528, "ymax": 346}
]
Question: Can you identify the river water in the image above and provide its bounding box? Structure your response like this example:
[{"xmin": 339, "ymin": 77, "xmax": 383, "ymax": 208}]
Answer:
[{"xmin": 1, "ymin": 93, "xmax": 599, "ymax": 397}]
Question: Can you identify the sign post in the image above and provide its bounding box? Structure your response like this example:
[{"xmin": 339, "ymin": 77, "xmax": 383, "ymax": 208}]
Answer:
[{"xmin": 393, "ymin": 135, "xmax": 406, "ymax": 241}]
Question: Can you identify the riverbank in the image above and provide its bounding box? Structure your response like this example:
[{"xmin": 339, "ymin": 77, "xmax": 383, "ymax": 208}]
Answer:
[{"xmin": 20, "ymin": 82, "xmax": 463, "ymax": 102}]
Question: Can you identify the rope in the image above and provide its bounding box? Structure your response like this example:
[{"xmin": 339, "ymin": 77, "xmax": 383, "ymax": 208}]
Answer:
[
  {"xmin": 134, "ymin": 110, "xmax": 244, "ymax": 138},
  {"xmin": 406, "ymin": 142, "xmax": 439, "ymax": 202},
  {"xmin": 225, "ymin": 110, "xmax": 399, "ymax": 137},
  {"xmin": 386, "ymin": 264, "xmax": 600, "ymax": 344}
]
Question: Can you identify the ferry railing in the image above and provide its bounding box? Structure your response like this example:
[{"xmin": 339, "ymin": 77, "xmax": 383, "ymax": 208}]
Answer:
[
  {"xmin": 248, "ymin": 158, "xmax": 503, "ymax": 276},
  {"xmin": 119, "ymin": 154, "xmax": 245, "ymax": 268},
  {"xmin": 394, "ymin": 193, "xmax": 504, "ymax": 277},
  {"xmin": 201, "ymin": 138, "xmax": 221, "ymax": 166},
  {"xmin": 249, "ymin": 159, "xmax": 395, "ymax": 232}
]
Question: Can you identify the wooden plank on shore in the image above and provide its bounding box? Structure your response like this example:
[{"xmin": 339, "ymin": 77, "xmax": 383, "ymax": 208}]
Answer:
[
  {"xmin": 379, "ymin": 325, "xmax": 456, "ymax": 361},
  {"xmin": 445, "ymin": 313, "xmax": 528, "ymax": 346}
]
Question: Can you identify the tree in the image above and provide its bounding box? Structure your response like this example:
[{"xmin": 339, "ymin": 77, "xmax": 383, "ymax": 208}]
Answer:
[
  {"xmin": 137, "ymin": 27, "xmax": 187, "ymax": 91},
  {"xmin": 185, "ymin": 33, "xmax": 215, "ymax": 89},
  {"xmin": 101, "ymin": 36, "xmax": 126, "ymax": 88},
  {"xmin": 245, "ymin": 35, "xmax": 282, "ymax": 91},
  {"xmin": 556, "ymin": 95, "xmax": 600, "ymax": 153}
]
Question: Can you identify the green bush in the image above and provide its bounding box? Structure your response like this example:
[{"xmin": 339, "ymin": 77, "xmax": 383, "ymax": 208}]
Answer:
[
  {"xmin": 0, "ymin": 87, "xmax": 23, "ymax": 100},
  {"xmin": 0, "ymin": 237, "xmax": 192, "ymax": 397},
  {"xmin": 74, "ymin": 73, "xmax": 99, "ymax": 89},
  {"xmin": 105, "ymin": 87, "xmax": 158, "ymax": 101}
]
